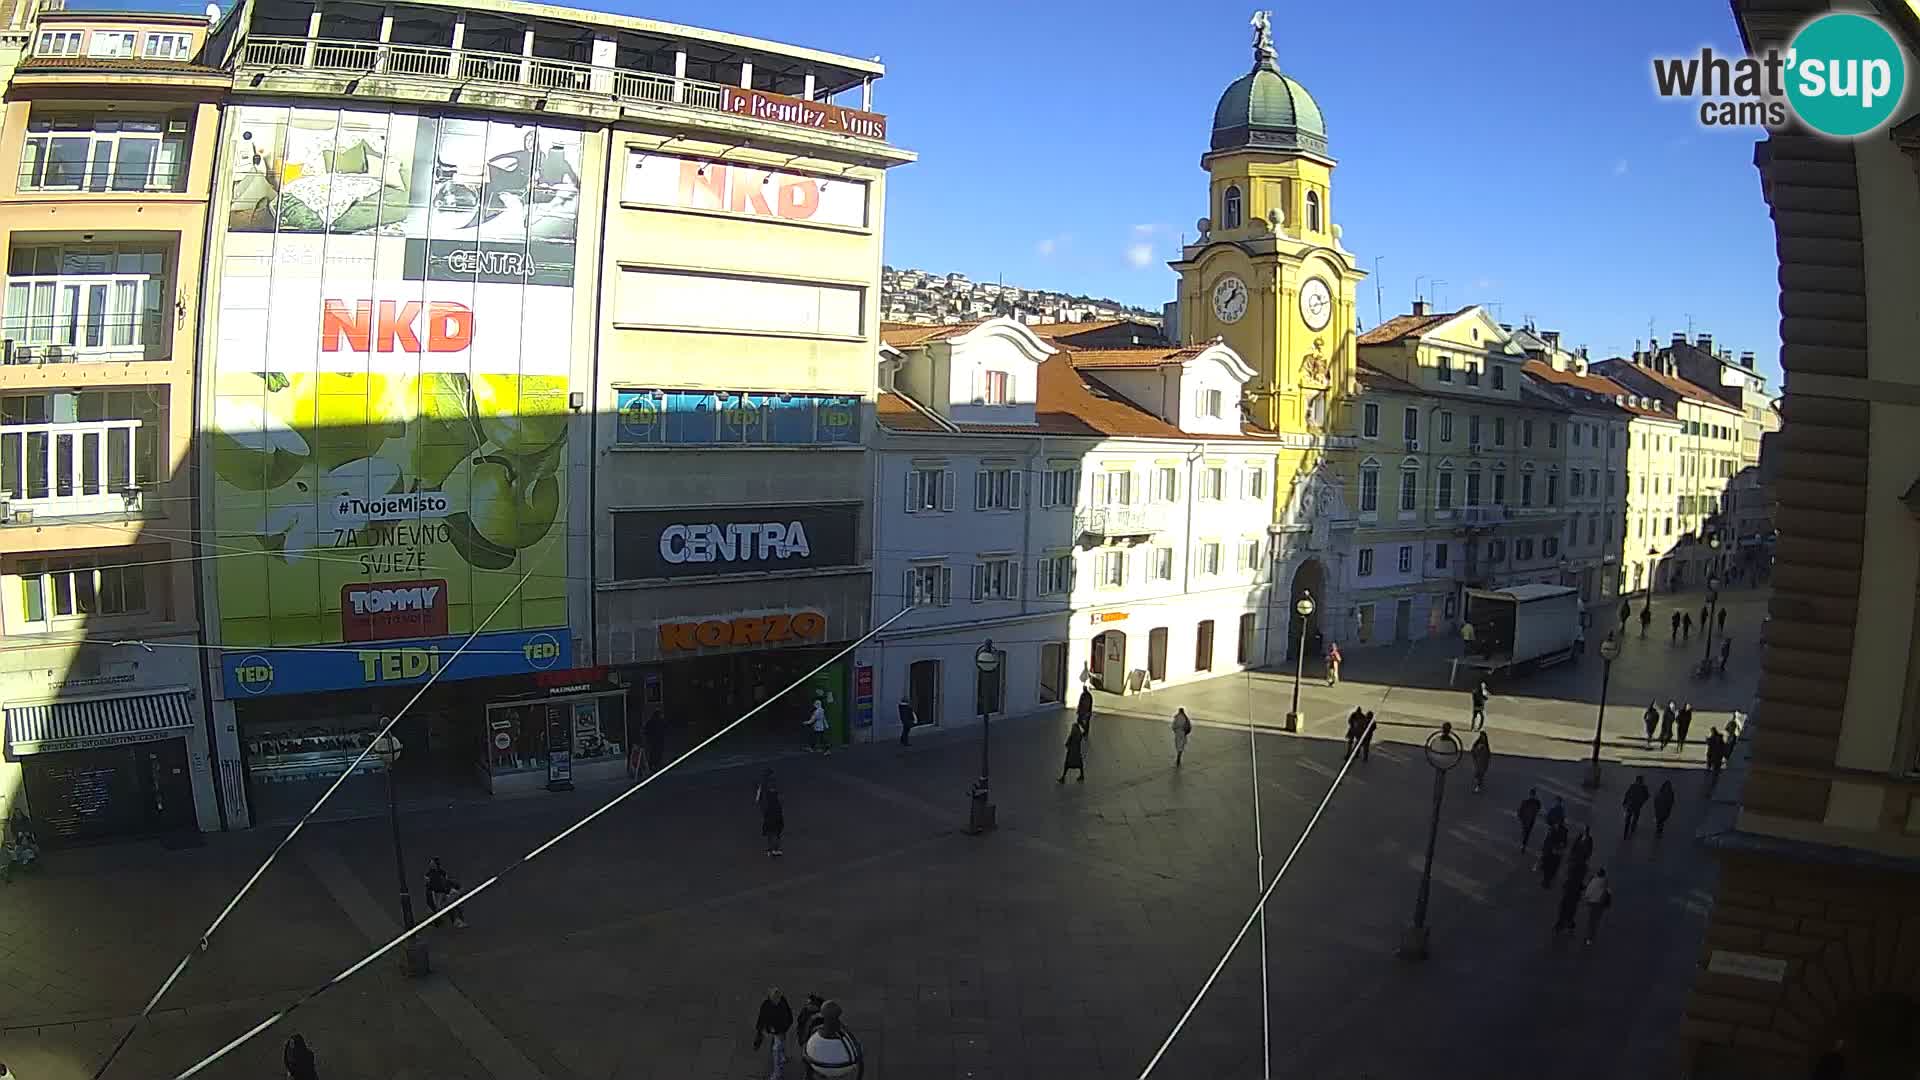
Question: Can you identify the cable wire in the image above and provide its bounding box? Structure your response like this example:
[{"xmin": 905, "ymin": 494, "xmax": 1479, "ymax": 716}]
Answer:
[
  {"xmin": 91, "ymin": 570, "xmax": 534, "ymax": 1080},
  {"xmin": 165, "ymin": 604, "xmax": 914, "ymax": 1080},
  {"xmin": 1246, "ymin": 666, "xmax": 1270, "ymax": 1080}
]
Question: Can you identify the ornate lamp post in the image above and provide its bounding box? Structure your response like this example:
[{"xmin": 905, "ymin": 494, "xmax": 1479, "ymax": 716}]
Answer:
[
  {"xmin": 967, "ymin": 639, "xmax": 1000, "ymax": 835},
  {"xmin": 1583, "ymin": 635, "xmax": 1622, "ymax": 789},
  {"xmin": 1399, "ymin": 722, "xmax": 1463, "ymax": 962},
  {"xmin": 372, "ymin": 732, "xmax": 429, "ymax": 976},
  {"xmin": 1287, "ymin": 593, "xmax": 1315, "ymax": 731}
]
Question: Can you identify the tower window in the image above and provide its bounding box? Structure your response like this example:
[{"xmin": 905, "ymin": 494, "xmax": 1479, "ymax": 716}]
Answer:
[
  {"xmin": 1222, "ymin": 185, "xmax": 1243, "ymax": 230},
  {"xmin": 1306, "ymin": 190, "xmax": 1322, "ymax": 232}
]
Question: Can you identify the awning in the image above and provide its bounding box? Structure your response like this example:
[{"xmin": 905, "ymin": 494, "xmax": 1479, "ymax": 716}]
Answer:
[{"xmin": 4, "ymin": 689, "xmax": 197, "ymax": 756}]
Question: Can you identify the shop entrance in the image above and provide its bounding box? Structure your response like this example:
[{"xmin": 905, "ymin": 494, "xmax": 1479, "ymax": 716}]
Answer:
[
  {"xmin": 1148, "ymin": 628, "xmax": 1169, "ymax": 681},
  {"xmin": 22, "ymin": 738, "xmax": 194, "ymax": 846},
  {"xmin": 909, "ymin": 659, "xmax": 941, "ymax": 726},
  {"xmin": 1090, "ymin": 630, "xmax": 1127, "ymax": 691},
  {"xmin": 654, "ymin": 646, "xmax": 849, "ymax": 753}
]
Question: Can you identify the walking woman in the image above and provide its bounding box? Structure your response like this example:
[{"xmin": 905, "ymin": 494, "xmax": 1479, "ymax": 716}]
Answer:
[
  {"xmin": 1325, "ymin": 641, "xmax": 1343, "ymax": 687},
  {"xmin": 1076, "ymin": 686, "xmax": 1095, "ymax": 745},
  {"xmin": 284, "ymin": 1034, "xmax": 319, "ymax": 1080},
  {"xmin": 1643, "ymin": 701, "xmax": 1659, "ymax": 748},
  {"xmin": 1057, "ymin": 722, "xmax": 1087, "ymax": 784},
  {"xmin": 1469, "ymin": 731, "xmax": 1491, "ymax": 793},
  {"xmin": 1171, "ymin": 708, "xmax": 1193, "ymax": 766},
  {"xmin": 755, "ymin": 769, "xmax": 784, "ymax": 856}
]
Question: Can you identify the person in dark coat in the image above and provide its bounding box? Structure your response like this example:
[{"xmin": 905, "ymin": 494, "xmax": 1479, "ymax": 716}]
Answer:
[
  {"xmin": 794, "ymin": 993, "xmax": 825, "ymax": 1045},
  {"xmin": 1539, "ymin": 821, "xmax": 1569, "ymax": 888},
  {"xmin": 898, "ymin": 697, "xmax": 917, "ymax": 747},
  {"xmin": 1345, "ymin": 707, "xmax": 1367, "ymax": 761},
  {"xmin": 1682, "ymin": 612, "xmax": 1693, "ymax": 641},
  {"xmin": 1057, "ymin": 723, "xmax": 1086, "ymax": 783},
  {"xmin": 1653, "ymin": 779, "xmax": 1678, "ymax": 837},
  {"xmin": 1622, "ymin": 775, "xmax": 1651, "ymax": 838},
  {"xmin": 1639, "ymin": 605, "xmax": 1652, "ymax": 638},
  {"xmin": 644, "ymin": 709, "xmax": 668, "ymax": 777},
  {"xmin": 1619, "ymin": 598, "xmax": 1632, "ymax": 630},
  {"xmin": 284, "ymin": 1033, "xmax": 319, "ymax": 1080},
  {"xmin": 1717, "ymin": 606, "xmax": 1728, "ymax": 634},
  {"xmin": 755, "ymin": 769, "xmax": 784, "ymax": 856},
  {"xmin": 753, "ymin": 987, "xmax": 794, "ymax": 1053},
  {"xmin": 1469, "ymin": 731, "xmax": 1491, "ymax": 793},
  {"xmin": 1358, "ymin": 710, "xmax": 1377, "ymax": 762},
  {"xmin": 1470, "ymin": 681, "xmax": 1489, "ymax": 731},
  {"xmin": 1545, "ymin": 796, "xmax": 1567, "ymax": 833},
  {"xmin": 1706, "ymin": 728, "xmax": 1727, "ymax": 788},
  {"xmin": 1554, "ymin": 866, "xmax": 1585, "ymax": 934},
  {"xmin": 1640, "ymin": 702, "xmax": 1659, "ymax": 748},
  {"xmin": 1517, "ymin": 789, "xmax": 1542, "ymax": 850},
  {"xmin": 424, "ymin": 856, "xmax": 468, "ymax": 928},
  {"xmin": 1726, "ymin": 714, "xmax": 1742, "ymax": 755},
  {"xmin": 1719, "ymin": 637, "xmax": 1732, "ymax": 673},
  {"xmin": 1567, "ymin": 826, "xmax": 1595, "ymax": 883},
  {"xmin": 1677, "ymin": 703, "xmax": 1695, "ymax": 748},
  {"xmin": 1075, "ymin": 687, "xmax": 1094, "ymax": 744},
  {"xmin": 1670, "ymin": 609, "xmax": 1682, "ymax": 641},
  {"xmin": 1700, "ymin": 603, "xmax": 1711, "ymax": 632},
  {"xmin": 1660, "ymin": 701, "xmax": 1677, "ymax": 750}
]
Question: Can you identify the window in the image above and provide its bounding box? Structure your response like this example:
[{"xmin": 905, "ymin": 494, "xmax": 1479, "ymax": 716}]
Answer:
[
  {"xmin": 971, "ymin": 557, "xmax": 1020, "ymax": 601},
  {"xmin": 1040, "ymin": 465, "xmax": 1079, "ymax": 508},
  {"xmin": 1493, "ymin": 472, "xmax": 1508, "ymax": 504},
  {"xmin": 1242, "ymin": 466, "xmax": 1266, "ymax": 500},
  {"xmin": 1608, "ymin": 427, "xmax": 1618, "ymax": 449},
  {"xmin": 1091, "ymin": 470, "xmax": 1133, "ymax": 506},
  {"xmin": 1548, "ymin": 422, "xmax": 1559, "ymax": 449},
  {"xmin": 615, "ymin": 269, "xmax": 864, "ymax": 338},
  {"xmin": 1151, "ymin": 547, "xmax": 1174, "ymax": 581},
  {"xmin": 1604, "ymin": 514, "xmax": 1614, "ymax": 541},
  {"xmin": 1587, "ymin": 515, "xmax": 1598, "ymax": 545},
  {"xmin": 1200, "ymin": 466, "xmax": 1225, "ymax": 501},
  {"xmin": 1493, "ymin": 417, "xmax": 1507, "ymax": 446},
  {"xmin": 1199, "ymin": 388, "xmax": 1224, "ymax": 418},
  {"xmin": 1572, "ymin": 471, "xmax": 1584, "ymax": 498},
  {"xmin": 974, "ymin": 465, "xmax": 1022, "ymax": 510},
  {"xmin": 19, "ymin": 113, "xmax": 187, "ymax": 194},
  {"xmin": 1606, "ymin": 470, "xmax": 1616, "ymax": 496},
  {"xmin": 36, "ymin": 30, "xmax": 82, "ymax": 56},
  {"xmin": 1665, "ymin": 516, "xmax": 1674, "ymax": 535},
  {"xmin": 1358, "ymin": 548, "xmax": 1375, "ymax": 576},
  {"xmin": 1359, "ymin": 465, "xmax": 1380, "ymax": 513},
  {"xmin": 1469, "ymin": 415, "xmax": 1482, "ymax": 446},
  {"xmin": 1517, "ymin": 538, "xmax": 1535, "ymax": 561},
  {"xmin": 1363, "ymin": 403, "xmax": 1380, "ymax": 438},
  {"xmin": 1433, "ymin": 543, "xmax": 1449, "ymax": 570},
  {"xmin": 1238, "ymin": 613, "xmax": 1258, "ymax": 665},
  {"xmin": 1492, "ymin": 365, "xmax": 1506, "ymax": 390},
  {"xmin": 1466, "ymin": 469, "xmax": 1482, "ymax": 506},
  {"xmin": 1306, "ymin": 391, "xmax": 1327, "ymax": 429},
  {"xmin": 87, "ymin": 30, "xmax": 137, "ymax": 57},
  {"xmin": 1397, "ymin": 545, "xmax": 1413, "ymax": 573},
  {"xmin": 1152, "ymin": 466, "xmax": 1179, "ymax": 503},
  {"xmin": 1521, "ymin": 473, "xmax": 1534, "ymax": 507},
  {"xmin": 1198, "ymin": 541, "xmax": 1222, "ymax": 576},
  {"xmin": 1546, "ymin": 473, "xmax": 1559, "ymax": 505},
  {"xmin": 1466, "ymin": 364, "xmax": 1481, "ymax": 387},
  {"xmin": 1437, "ymin": 354, "xmax": 1453, "ymax": 382},
  {"xmin": 1399, "ymin": 469, "xmax": 1417, "ymax": 512},
  {"xmin": 16, "ymin": 556, "xmax": 149, "ymax": 623},
  {"xmin": 1590, "ymin": 469, "xmax": 1599, "ymax": 494},
  {"xmin": 1037, "ymin": 553, "xmax": 1074, "ymax": 596},
  {"xmin": 1098, "ymin": 549, "xmax": 1127, "ymax": 587},
  {"xmin": 1305, "ymin": 190, "xmax": 1322, "ymax": 232},
  {"xmin": 1403, "ymin": 407, "xmax": 1419, "ymax": 444},
  {"xmin": 906, "ymin": 563, "xmax": 953, "ymax": 607},
  {"xmin": 1543, "ymin": 537, "xmax": 1559, "ymax": 558},
  {"xmin": 2, "ymin": 389, "xmax": 162, "ymax": 502},
  {"xmin": 1195, "ymin": 619, "xmax": 1215, "ymax": 673},
  {"xmin": 1488, "ymin": 540, "xmax": 1506, "ymax": 562},
  {"xmin": 905, "ymin": 467, "xmax": 951, "ymax": 513},
  {"xmin": 1440, "ymin": 411, "xmax": 1454, "ymax": 442},
  {"xmin": 1240, "ymin": 538, "xmax": 1262, "ymax": 572},
  {"xmin": 1222, "ymin": 185, "xmax": 1243, "ymax": 229},
  {"xmin": 143, "ymin": 33, "xmax": 193, "ymax": 59},
  {"xmin": 1522, "ymin": 419, "xmax": 1534, "ymax": 448},
  {"xmin": 980, "ymin": 370, "xmax": 1012, "ymax": 405},
  {"xmin": 1436, "ymin": 469, "xmax": 1455, "ymax": 510}
]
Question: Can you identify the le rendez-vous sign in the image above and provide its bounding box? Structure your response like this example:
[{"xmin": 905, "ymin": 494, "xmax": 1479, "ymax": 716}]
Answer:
[{"xmin": 719, "ymin": 86, "xmax": 887, "ymax": 142}]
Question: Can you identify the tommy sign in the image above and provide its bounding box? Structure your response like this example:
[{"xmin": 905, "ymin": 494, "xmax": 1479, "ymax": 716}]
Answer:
[
  {"xmin": 342, "ymin": 579, "xmax": 450, "ymax": 641},
  {"xmin": 613, "ymin": 503, "xmax": 859, "ymax": 581}
]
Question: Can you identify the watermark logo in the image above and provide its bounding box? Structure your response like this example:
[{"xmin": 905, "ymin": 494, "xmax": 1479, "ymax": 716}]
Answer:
[{"xmin": 1652, "ymin": 13, "xmax": 1907, "ymax": 137}]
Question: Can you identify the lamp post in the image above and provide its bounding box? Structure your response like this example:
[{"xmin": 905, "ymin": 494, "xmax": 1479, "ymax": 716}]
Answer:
[
  {"xmin": 1698, "ymin": 570, "xmax": 1722, "ymax": 678},
  {"xmin": 1287, "ymin": 593, "xmax": 1315, "ymax": 731},
  {"xmin": 1583, "ymin": 635, "xmax": 1622, "ymax": 789},
  {"xmin": 967, "ymin": 639, "xmax": 1000, "ymax": 835},
  {"xmin": 371, "ymin": 732, "xmax": 429, "ymax": 976},
  {"xmin": 1399, "ymin": 722, "xmax": 1463, "ymax": 962}
]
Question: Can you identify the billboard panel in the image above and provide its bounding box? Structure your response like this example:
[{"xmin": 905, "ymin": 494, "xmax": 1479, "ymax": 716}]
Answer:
[{"xmin": 212, "ymin": 106, "xmax": 581, "ymax": 680}]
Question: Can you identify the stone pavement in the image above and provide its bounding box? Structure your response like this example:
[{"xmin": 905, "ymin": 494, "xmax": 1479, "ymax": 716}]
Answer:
[{"xmin": 0, "ymin": 590, "xmax": 1758, "ymax": 1079}]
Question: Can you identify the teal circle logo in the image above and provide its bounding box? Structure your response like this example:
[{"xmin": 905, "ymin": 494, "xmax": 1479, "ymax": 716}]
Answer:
[{"xmin": 1786, "ymin": 13, "xmax": 1906, "ymax": 137}]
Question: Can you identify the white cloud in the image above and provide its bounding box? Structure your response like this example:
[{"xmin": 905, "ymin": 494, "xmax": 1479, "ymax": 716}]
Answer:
[
  {"xmin": 1036, "ymin": 233, "xmax": 1071, "ymax": 257},
  {"xmin": 1036, "ymin": 237, "xmax": 1057, "ymax": 257},
  {"xmin": 1132, "ymin": 223, "xmax": 1157, "ymax": 237},
  {"xmin": 1473, "ymin": 278, "xmax": 1494, "ymax": 290},
  {"xmin": 1126, "ymin": 243, "xmax": 1155, "ymax": 269},
  {"xmin": 1612, "ymin": 158, "xmax": 1630, "ymax": 176}
]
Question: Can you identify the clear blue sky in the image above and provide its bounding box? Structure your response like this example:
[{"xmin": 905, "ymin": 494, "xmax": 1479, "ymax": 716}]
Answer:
[{"xmin": 624, "ymin": 0, "xmax": 1779, "ymax": 384}]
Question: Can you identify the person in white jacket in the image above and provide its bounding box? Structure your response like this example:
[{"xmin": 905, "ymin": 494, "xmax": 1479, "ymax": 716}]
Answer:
[{"xmin": 1581, "ymin": 868, "xmax": 1613, "ymax": 946}]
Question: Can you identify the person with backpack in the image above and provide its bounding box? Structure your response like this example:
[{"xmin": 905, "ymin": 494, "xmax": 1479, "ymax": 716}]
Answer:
[
  {"xmin": 1171, "ymin": 708, "xmax": 1193, "ymax": 767},
  {"xmin": 424, "ymin": 857, "xmax": 467, "ymax": 929}
]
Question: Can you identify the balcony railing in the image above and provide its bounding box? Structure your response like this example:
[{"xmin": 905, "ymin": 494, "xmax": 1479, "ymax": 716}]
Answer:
[
  {"xmin": 237, "ymin": 36, "xmax": 864, "ymax": 138},
  {"xmin": 1075, "ymin": 504, "xmax": 1170, "ymax": 540},
  {"xmin": 17, "ymin": 160, "xmax": 188, "ymax": 194},
  {"xmin": 1459, "ymin": 505, "xmax": 1507, "ymax": 528},
  {"xmin": 2, "ymin": 317, "xmax": 167, "ymax": 365},
  {"xmin": 0, "ymin": 419, "xmax": 149, "ymax": 517}
]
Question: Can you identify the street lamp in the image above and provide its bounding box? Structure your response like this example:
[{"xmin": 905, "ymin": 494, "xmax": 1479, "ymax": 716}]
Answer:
[
  {"xmin": 967, "ymin": 639, "xmax": 1000, "ymax": 835},
  {"xmin": 371, "ymin": 731, "xmax": 429, "ymax": 976},
  {"xmin": 1698, "ymin": 569, "xmax": 1723, "ymax": 678},
  {"xmin": 1287, "ymin": 593, "xmax": 1315, "ymax": 731},
  {"xmin": 1399, "ymin": 722, "xmax": 1463, "ymax": 962},
  {"xmin": 1644, "ymin": 546, "xmax": 1660, "ymax": 611},
  {"xmin": 1583, "ymin": 635, "xmax": 1622, "ymax": 789}
]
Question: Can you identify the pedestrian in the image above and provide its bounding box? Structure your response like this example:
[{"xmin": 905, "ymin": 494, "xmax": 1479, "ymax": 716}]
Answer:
[
  {"xmin": 1643, "ymin": 702, "xmax": 1659, "ymax": 748},
  {"xmin": 1545, "ymin": 796, "xmax": 1567, "ymax": 833},
  {"xmin": 1325, "ymin": 641, "xmax": 1342, "ymax": 687},
  {"xmin": 1469, "ymin": 731, "xmax": 1490, "ymax": 793},
  {"xmin": 1639, "ymin": 605, "xmax": 1652, "ymax": 638},
  {"xmin": 1727, "ymin": 713, "xmax": 1742, "ymax": 755},
  {"xmin": 1719, "ymin": 637, "xmax": 1732, "ymax": 672},
  {"xmin": 755, "ymin": 769, "xmax": 784, "ymax": 856},
  {"xmin": 1567, "ymin": 825, "xmax": 1594, "ymax": 883},
  {"xmin": 1622, "ymin": 775, "xmax": 1651, "ymax": 838},
  {"xmin": 1057, "ymin": 722, "xmax": 1086, "ymax": 783},
  {"xmin": 627, "ymin": 732, "xmax": 643, "ymax": 781},
  {"xmin": 1677, "ymin": 702, "xmax": 1694, "ymax": 748},
  {"xmin": 423, "ymin": 857, "xmax": 468, "ymax": 928},
  {"xmin": 284, "ymin": 1033, "xmax": 319, "ymax": 1080},
  {"xmin": 1660, "ymin": 701, "xmax": 1676, "ymax": 750},
  {"xmin": 1619, "ymin": 597, "xmax": 1632, "ymax": 629},
  {"xmin": 1345, "ymin": 707, "xmax": 1367, "ymax": 761},
  {"xmin": 1700, "ymin": 603, "xmax": 1711, "ymax": 631},
  {"xmin": 898, "ymin": 697, "xmax": 917, "ymax": 747},
  {"xmin": 1582, "ymin": 868, "xmax": 1613, "ymax": 945},
  {"xmin": 807, "ymin": 697, "xmax": 830, "ymax": 754},
  {"xmin": 1717, "ymin": 606, "xmax": 1728, "ymax": 634},
  {"xmin": 1539, "ymin": 820, "xmax": 1568, "ymax": 888},
  {"xmin": 1517, "ymin": 788, "xmax": 1542, "ymax": 850},
  {"xmin": 1471, "ymin": 680, "xmax": 1489, "ymax": 731},
  {"xmin": 1670, "ymin": 609, "xmax": 1682, "ymax": 641},
  {"xmin": 1076, "ymin": 686, "xmax": 1094, "ymax": 745},
  {"xmin": 644, "ymin": 709, "xmax": 667, "ymax": 777},
  {"xmin": 1553, "ymin": 866, "xmax": 1585, "ymax": 934},
  {"xmin": 1683, "ymin": 611, "xmax": 1693, "ymax": 641},
  {"xmin": 1358, "ymin": 710, "xmax": 1377, "ymax": 762},
  {"xmin": 795, "ymin": 993, "xmax": 825, "ymax": 1047},
  {"xmin": 1171, "ymin": 708, "xmax": 1193, "ymax": 766},
  {"xmin": 1653, "ymin": 779, "xmax": 1677, "ymax": 837},
  {"xmin": 753, "ymin": 986, "xmax": 794, "ymax": 1079},
  {"xmin": 1706, "ymin": 728, "xmax": 1727, "ymax": 785}
]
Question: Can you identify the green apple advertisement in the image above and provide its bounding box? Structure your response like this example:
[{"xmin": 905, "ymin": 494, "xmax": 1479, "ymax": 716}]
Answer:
[{"xmin": 212, "ymin": 105, "xmax": 579, "ymax": 667}]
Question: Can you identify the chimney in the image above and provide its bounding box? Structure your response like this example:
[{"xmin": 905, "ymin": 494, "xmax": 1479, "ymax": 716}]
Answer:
[
  {"xmin": 1697, "ymin": 333, "xmax": 1712, "ymax": 354},
  {"xmin": 1740, "ymin": 350, "xmax": 1755, "ymax": 369},
  {"xmin": 1412, "ymin": 300, "xmax": 1428, "ymax": 316},
  {"xmin": 1500, "ymin": 322, "xmax": 1513, "ymax": 332},
  {"xmin": 1543, "ymin": 330, "xmax": 1560, "ymax": 350},
  {"xmin": 1671, "ymin": 332, "xmax": 1686, "ymax": 347}
]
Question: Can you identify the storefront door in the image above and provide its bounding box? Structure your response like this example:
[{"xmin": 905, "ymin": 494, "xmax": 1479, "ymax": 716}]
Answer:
[
  {"xmin": 23, "ymin": 738, "xmax": 193, "ymax": 845},
  {"xmin": 909, "ymin": 659, "xmax": 940, "ymax": 726},
  {"xmin": 1148, "ymin": 628, "xmax": 1169, "ymax": 681}
]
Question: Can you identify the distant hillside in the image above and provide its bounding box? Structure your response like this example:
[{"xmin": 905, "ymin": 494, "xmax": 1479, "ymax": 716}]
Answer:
[{"xmin": 882, "ymin": 265, "xmax": 1162, "ymax": 327}]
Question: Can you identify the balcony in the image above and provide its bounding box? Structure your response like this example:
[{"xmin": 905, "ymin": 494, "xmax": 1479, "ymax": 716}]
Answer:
[
  {"xmin": 1075, "ymin": 505, "xmax": 1170, "ymax": 541},
  {"xmin": 0, "ymin": 419, "xmax": 150, "ymax": 519},
  {"xmin": 236, "ymin": 37, "xmax": 890, "ymax": 144},
  {"xmin": 3, "ymin": 316, "xmax": 166, "ymax": 366},
  {"xmin": 1459, "ymin": 505, "xmax": 1507, "ymax": 528}
]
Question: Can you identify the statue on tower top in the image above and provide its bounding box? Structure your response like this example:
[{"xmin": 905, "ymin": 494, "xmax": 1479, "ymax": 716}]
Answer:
[{"xmin": 1250, "ymin": 10, "xmax": 1277, "ymax": 67}]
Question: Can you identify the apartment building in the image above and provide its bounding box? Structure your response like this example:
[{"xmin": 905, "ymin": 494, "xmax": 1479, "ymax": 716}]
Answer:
[
  {"xmin": 0, "ymin": 9, "xmax": 227, "ymax": 843},
  {"xmin": 863, "ymin": 318, "xmax": 1282, "ymax": 735}
]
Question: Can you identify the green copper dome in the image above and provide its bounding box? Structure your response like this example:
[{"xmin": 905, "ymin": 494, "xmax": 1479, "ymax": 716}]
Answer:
[{"xmin": 1211, "ymin": 59, "xmax": 1328, "ymax": 157}]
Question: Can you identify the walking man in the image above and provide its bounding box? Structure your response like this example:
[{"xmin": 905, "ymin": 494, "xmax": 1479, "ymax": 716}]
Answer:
[
  {"xmin": 1671, "ymin": 609, "xmax": 1682, "ymax": 642},
  {"xmin": 807, "ymin": 697, "xmax": 830, "ymax": 754},
  {"xmin": 1622, "ymin": 775, "xmax": 1651, "ymax": 838},
  {"xmin": 1075, "ymin": 686, "xmax": 1094, "ymax": 745},
  {"xmin": 1469, "ymin": 731, "xmax": 1491, "ymax": 793},
  {"xmin": 1677, "ymin": 702, "xmax": 1695, "ymax": 748},
  {"xmin": 1719, "ymin": 637, "xmax": 1732, "ymax": 673},
  {"xmin": 1057, "ymin": 721, "xmax": 1087, "ymax": 783},
  {"xmin": 1554, "ymin": 865, "xmax": 1585, "ymax": 934},
  {"xmin": 1171, "ymin": 708, "xmax": 1192, "ymax": 767},
  {"xmin": 1471, "ymin": 680, "xmax": 1489, "ymax": 732},
  {"xmin": 1660, "ymin": 701, "xmax": 1677, "ymax": 750},
  {"xmin": 898, "ymin": 697, "xmax": 917, "ymax": 747},
  {"xmin": 755, "ymin": 769, "xmax": 784, "ymax": 856},
  {"xmin": 753, "ymin": 987, "xmax": 794, "ymax": 1080},
  {"xmin": 1619, "ymin": 597, "xmax": 1632, "ymax": 630},
  {"xmin": 644, "ymin": 709, "xmax": 667, "ymax": 777},
  {"xmin": 1727, "ymin": 713, "xmax": 1742, "ymax": 756},
  {"xmin": 1642, "ymin": 702, "xmax": 1659, "ymax": 748},
  {"xmin": 1325, "ymin": 641, "xmax": 1342, "ymax": 687},
  {"xmin": 1683, "ymin": 611, "xmax": 1694, "ymax": 642},
  {"xmin": 1639, "ymin": 605, "xmax": 1652, "ymax": 638},
  {"xmin": 1700, "ymin": 603, "xmax": 1711, "ymax": 633},
  {"xmin": 284, "ymin": 1034, "xmax": 320, "ymax": 1080},
  {"xmin": 1654, "ymin": 779, "xmax": 1677, "ymax": 836},
  {"xmin": 1717, "ymin": 606, "xmax": 1728, "ymax": 635},
  {"xmin": 1539, "ymin": 820, "xmax": 1569, "ymax": 888},
  {"xmin": 1358, "ymin": 710, "xmax": 1377, "ymax": 762},
  {"xmin": 1345, "ymin": 707, "xmax": 1367, "ymax": 762},
  {"xmin": 1567, "ymin": 825, "xmax": 1595, "ymax": 885},
  {"xmin": 1706, "ymin": 728, "xmax": 1727, "ymax": 789},
  {"xmin": 424, "ymin": 857, "xmax": 468, "ymax": 928},
  {"xmin": 1545, "ymin": 795, "xmax": 1567, "ymax": 834},
  {"xmin": 1582, "ymin": 868, "xmax": 1613, "ymax": 945},
  {"xmin": 1517, "ymin": 788, "xmax": 1542, "ymax": 850}
]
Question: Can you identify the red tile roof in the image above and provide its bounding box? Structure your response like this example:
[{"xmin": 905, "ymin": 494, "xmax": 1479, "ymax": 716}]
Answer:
[
  {"xmin": 879, "ymin": 322, "xmax": 980, "ymax": 347},
  {"xmin": 1022, "ymin": 319, "xmax": 1132, "ymax": 338},
  {"xmin": 1595, "ymin": 358, "xmax": 1740, "ymax": 412},
  {"xmin": 1355, "ymin": 362, "xmax": 1419, "ymax": 394},
  {"xmin": 1356, "ymin": 309, "xmax": 1467, "ymax": 346},
  {"xmin": 877, "ymin": 357, "xmax": 1278, "ymax": 441},
  {"xmin": 875, "ymin": 391, "xmax": 951, "ymax": 432},
  {"xmin": 1534, "ymin": 360, "xmax": 1678, "ymax": 420},
  {"xmin": 1062, "ymin": 345, "xmax": 1208, "ymax": 370},
  {"xmin": 17, "ymin": 56, "xmax": 222, "ymax": 76}
]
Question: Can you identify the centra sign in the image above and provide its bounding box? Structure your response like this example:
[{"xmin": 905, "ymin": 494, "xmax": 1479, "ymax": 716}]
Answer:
[{"xmin": 660, "ymin": 521, "xmax": 810, "ymax": 565}]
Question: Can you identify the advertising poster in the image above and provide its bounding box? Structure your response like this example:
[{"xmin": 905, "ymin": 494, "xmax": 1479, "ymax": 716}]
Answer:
[
  {"xmin": 212, "ymin": 106, "xmax": 581, "ymax": 690},
  {"xmin": 622, "ymin": 151, "xmax": 869, "ymax": 228}
]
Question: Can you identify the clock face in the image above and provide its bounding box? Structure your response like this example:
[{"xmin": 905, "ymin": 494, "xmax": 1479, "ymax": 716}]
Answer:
[
  {"xmin": 1299, "ymin": 277, "xmax": 1333, "ymax": 331},
  {"xmin": 1213, "ymin": 275, "xmax": 1248, "ymax": 324}
]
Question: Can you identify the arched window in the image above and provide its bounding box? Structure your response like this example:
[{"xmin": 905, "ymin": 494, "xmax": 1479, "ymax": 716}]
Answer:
[
  {"xmin": 1306, "ymin": 190, "xmax": 1322, "ymax": 232},
  {"xmin": 1222, "ymin": 185, "xmax": 1243, "ymax": 230}
]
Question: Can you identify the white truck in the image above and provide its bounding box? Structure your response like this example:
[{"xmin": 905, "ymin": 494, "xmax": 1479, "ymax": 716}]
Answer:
[{"xmin": 1459, "ymin": 584, "xmax": 1584, "ymax": 677}]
